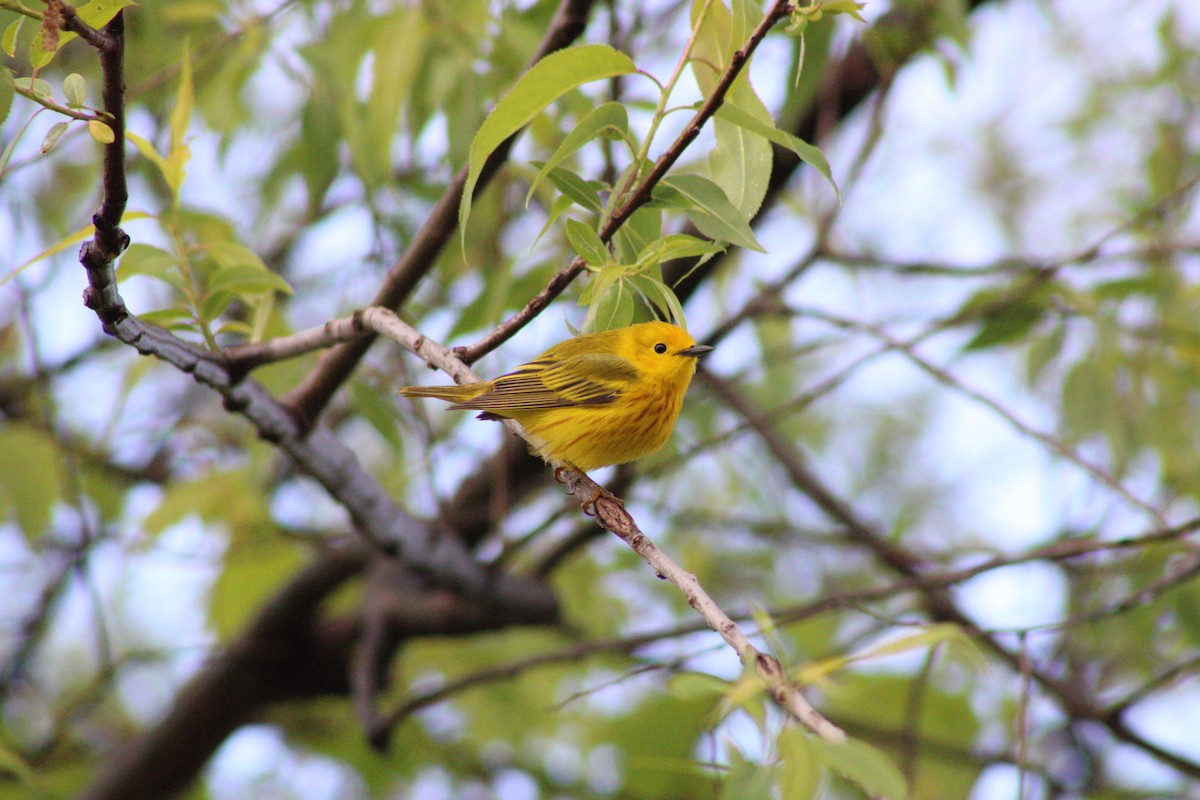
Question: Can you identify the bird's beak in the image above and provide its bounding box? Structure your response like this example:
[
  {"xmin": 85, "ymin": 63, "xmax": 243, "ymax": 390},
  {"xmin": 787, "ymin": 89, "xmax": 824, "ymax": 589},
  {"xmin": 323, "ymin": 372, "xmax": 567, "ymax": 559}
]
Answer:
[{"xmin": 679, "ymin": 344, "xmax": 713, "ymax": 358}]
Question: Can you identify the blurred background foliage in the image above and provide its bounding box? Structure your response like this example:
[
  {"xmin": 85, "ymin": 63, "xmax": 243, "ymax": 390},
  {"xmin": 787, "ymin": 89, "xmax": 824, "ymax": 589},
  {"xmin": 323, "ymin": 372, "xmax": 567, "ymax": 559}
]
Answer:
[{"xmin": 3, "ymin": 0, "xmax": 1200, "ymax": 798}]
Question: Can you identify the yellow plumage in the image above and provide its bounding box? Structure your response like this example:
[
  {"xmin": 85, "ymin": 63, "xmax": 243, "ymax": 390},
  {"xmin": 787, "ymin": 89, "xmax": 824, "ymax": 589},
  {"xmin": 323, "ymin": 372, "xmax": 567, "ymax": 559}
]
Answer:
[{"xmin": 400, "ymin": 321, "xmax": 712, "ymax": 472}]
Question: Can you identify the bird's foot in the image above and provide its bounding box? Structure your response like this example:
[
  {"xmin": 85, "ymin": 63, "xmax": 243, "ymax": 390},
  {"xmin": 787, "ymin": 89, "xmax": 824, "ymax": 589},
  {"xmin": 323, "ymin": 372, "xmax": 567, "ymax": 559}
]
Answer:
[
  {"xmin": 580, "ymin": 485, "xmax": 624, "ymax": 517},
  {"xmin": 553, "ymin": 466, "xmax": 623, "ymax": 515}
]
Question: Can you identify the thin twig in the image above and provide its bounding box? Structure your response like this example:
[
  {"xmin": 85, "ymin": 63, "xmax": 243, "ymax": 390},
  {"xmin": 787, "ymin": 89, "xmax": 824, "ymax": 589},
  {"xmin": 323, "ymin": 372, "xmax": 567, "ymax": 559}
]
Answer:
[
  {"xmin": 59, "ymin": 0, "xmax": 110, "ymax": 48},
  {"xmin": 0, "ymin": 0, "xmax": 42, "ymax": 20},
  {"xmin": 11, "ymin": 85, "xmax": 103, "ymax": 121}
]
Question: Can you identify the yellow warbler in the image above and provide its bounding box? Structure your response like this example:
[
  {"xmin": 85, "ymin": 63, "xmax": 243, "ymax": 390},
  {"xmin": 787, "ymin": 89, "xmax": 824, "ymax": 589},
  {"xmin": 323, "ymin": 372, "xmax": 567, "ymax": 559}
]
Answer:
[{"xmin": 400, "ymin": 321, "xmax": 712, "ymax": 473}]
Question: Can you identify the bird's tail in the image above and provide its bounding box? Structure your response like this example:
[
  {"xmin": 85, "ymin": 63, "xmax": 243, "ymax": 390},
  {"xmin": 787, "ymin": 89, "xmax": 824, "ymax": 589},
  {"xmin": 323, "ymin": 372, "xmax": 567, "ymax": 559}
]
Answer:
[{"xmin": 398, "ymin": 383, "xmax": 487, "ymax": 404}]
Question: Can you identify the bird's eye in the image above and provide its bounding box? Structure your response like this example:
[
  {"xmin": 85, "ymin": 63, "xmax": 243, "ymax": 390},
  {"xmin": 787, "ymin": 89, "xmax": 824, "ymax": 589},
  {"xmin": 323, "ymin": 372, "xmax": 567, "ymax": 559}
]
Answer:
[{"xmin": 654, "ymin": 343, "xmax": 667, "ymax": 354}]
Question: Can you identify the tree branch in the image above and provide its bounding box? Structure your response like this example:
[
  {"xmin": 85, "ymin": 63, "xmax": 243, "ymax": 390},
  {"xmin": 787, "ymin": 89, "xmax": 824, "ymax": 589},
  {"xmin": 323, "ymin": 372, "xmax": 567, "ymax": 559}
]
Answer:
[
  {"xmin": 72, "ymin": 14, "xmax": 557, "ymax": 625},
  {"xmin": 78, "ymin": 543, "xmax": 371, "ymax": 800}
]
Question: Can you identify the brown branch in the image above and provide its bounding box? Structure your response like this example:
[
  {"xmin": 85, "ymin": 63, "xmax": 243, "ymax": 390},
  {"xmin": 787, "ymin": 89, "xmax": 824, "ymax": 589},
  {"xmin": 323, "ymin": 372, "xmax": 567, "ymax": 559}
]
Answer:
[
  {"xmin": 79, "ymin": 534, "xmax": 560, "ymax": 800},
  {"xmin": 72, "ymin": 14, "xmax": 557, "ymax": 627},
  {"xmin": 57, "ymin": 0, "xmax": 109, "ymax": 48},
  {"xmin": 77, "ymin": 9, "xmax": 130, "ymax": 331},
  {"xmin": 79, "ymin": 543, "xmax": 372, "ymax": 800},
  {"xmin": 281, "ymin": 0, "xmax": 599, "ymax": 428}
]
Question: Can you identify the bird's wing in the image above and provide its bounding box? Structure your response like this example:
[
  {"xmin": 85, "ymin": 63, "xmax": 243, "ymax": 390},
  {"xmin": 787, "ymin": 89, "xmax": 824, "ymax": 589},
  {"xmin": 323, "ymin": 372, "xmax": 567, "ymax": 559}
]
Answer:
[{"xmin": 449, "ymin": 354, "xmax": 637, "ymax": 411}]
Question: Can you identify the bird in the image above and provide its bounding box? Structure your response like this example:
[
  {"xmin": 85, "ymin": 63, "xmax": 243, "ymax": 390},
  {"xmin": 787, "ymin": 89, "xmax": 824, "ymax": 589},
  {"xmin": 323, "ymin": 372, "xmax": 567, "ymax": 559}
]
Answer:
[{"xmin": 399, "ymin": 321, "xmax": 712, "ymax": 488}]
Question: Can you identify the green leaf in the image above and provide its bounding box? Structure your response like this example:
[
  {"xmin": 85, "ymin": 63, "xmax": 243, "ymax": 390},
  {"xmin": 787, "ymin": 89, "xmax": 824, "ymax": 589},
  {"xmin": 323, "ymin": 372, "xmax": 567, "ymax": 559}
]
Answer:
[
  {"xmin": 15, "ymin": 76, "xmax": 53, "ymax": 100},
  {"xmin": 543, "ymin": 165, "xmax": 605, "ymax": 213},
  {"xmin": 0, "ymin": 424, "xmax": 63, "ymax": 540},
  {"xmin": 2, "ymin": 18, "xmax": 23, "ymax": 59},
  {"xmin": 565, "ymin": 218, "xmax": 608, "ymax": 266},
  {"xmin": 165, "ymin": 42, "xmax": 194, "ymax": 200},
  {"xmin": 718, "ymin": 754, "xmax": 776, "ymax": 800},
  {"xmin": 1, "ymin": 220, "xmax": 96, "ymax": 288},
  {"xmin": 710, "ymin": 101, "xmax": 774, "ymax": 220},
  {"xmin": 0, "ymin": 67, "xmax": 12, "ymax": 127},
  {"xmin": 201, "ymin": 288, "xmax": 234, "ymax": 322},
  {"xmin": 169, "ymin": 41, "xmax": 193, "ymax": 155},
  {"xmin": 126, "ymin": 129, "xmax": 169, "ymax": 181},
  {"xmin": 460, "ymin": 44, "xmax": 637, "ymax": 243},
  {"xmin": 244, "ymin": 290, "xmax": 277, "ymax": 343},
  {"xmin": 962, "ymin": 298, "xmax": 1047, "ymax": 351},
  {"xmin": 352, "ymin": 379, "xmax": 402, "ymax": 451},
  {"xmin": 821, "ymin": 0, "xmax": 868, "ymax": 22},
  {"xmin": 526, "ymin": 102, "xmax": 630, "ymax": 206},
  {"xmin": 360, "ymin": 7, "xmax": 428, "ymax": 188},
  {"xmin": 629, "ymin": 274, "xmax": 686, "ymax": 328},
  {"xmin": 30, "ymin": 0, "xmax": 136, "ymax": 68},
  {"xmin": 812, "ymin": 738, "xmax": 907, "ymax": 800},
  {"xmin": 205, "ymin": 239, "xmax": 266, "ymax": 271},
  {"xmin": 778, "ymin": 729, "xmax": 821, "ymax": 800},
  {"xmin": 295, "ymin": 93, "xmax": 341, "ymax": 213},
  {"xmin": 0, "ymin": 740, "xmax": 36, "ymax": 787},
  {"xmin": 580, "ymin": 263, "xmax": 635, "ymax": 332},
  {"xmin": 654, "ymin": 174, "xmax": 765, "ymax": 252},
  {"xmin": 596, "ymin": 693, "xmax": 713, "ymax": 798},
  {"xmin": 211, "ymin": 535, "xmax": 306, "ymax": 640},
  {"xmin": 208, "ymin": 264, "xmax": 293, "ymax": 297},
  {"xmin": 138, "ymin": 307, "xmax": 195, "ymax": 328},
  {"xmin": 667, "ymin": 671, "xmax": 731, "ymax": 702},
  {"xmin": 850, "ymin": 623, "xmax": 968, "ymax": 662},
  {"xmin": 216, "ymin": 320, "xmax": 255, "ymax": 337},
  {"xmin": 87, "ymin": 119, "xmax": 114, "ymax": 144},
  {"xmin": 691, "ymin": 0, "xmax": 774, "ymax": 219},
  {"xmin": 40, "ymin": 120, "xmax": 69, "ymax": 155},
  {"xmin": 142, "ymin": 469, "xmax": 270, "ymax": 537},
  {"xmin": 1026, "ymin": 322, "xmax": 1065, "ymax": 385},
  {"xmin": 1062, "ymin": 358, "xmax": 1107, "ymax": 443},
  {"xmin": 714, "ymin": 102, "xmax": 839, "ymax": 199},
  {"xmin": 118, "ymin": 243, "xmax": 184, "ymax": 289},
  {"xmin": 63, "ymin": 72, "xmax": 86, "ymax": 107},
  {"xmin": 635, "ymin": 233, "xmax": 726, "ymax": 269},
  {"xmin": 614, "ymin": 206, "xmax": 662, "ymax": 262},
  {"xmin": 796, "ymin": 624, "xmax": 971, "ymax": 683},
  {"xmin": 204, "ymin": 241, "xmax": 293, "ymax": 296},
  {"xmin": 585, "ymin": 273, "xmax": 636, "ymax": 333},
  {"xmin": 533, "ymin": 194, "xmax": 576, "ymax": 246}
]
